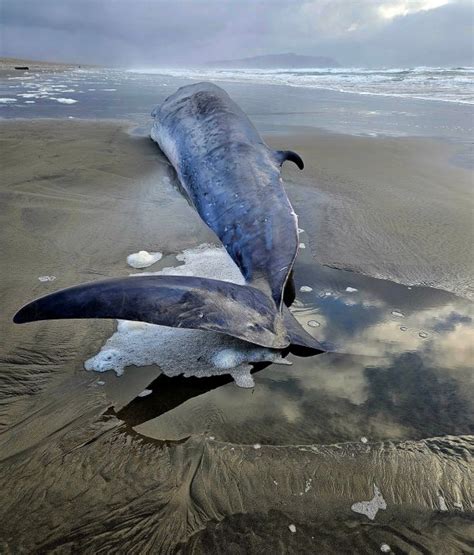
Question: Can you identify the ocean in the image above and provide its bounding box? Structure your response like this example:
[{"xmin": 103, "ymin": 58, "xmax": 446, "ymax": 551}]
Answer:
[
  {"xmin": 131, "ymin": 66, "xmax": 474, "ymax": 105},
  {"xmin": 2, "ymin": 65, "xmax": 473, "ymax": 143}
]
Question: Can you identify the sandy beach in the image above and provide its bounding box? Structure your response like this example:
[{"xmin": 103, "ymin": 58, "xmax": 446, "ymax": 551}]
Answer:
[
  {"xmin": 1, "ymin": 65, "xmax": 473, "ymax": 552},
  {"xmin": 0, "ymin": 56, "xmax": 92, "ymax": 73},
  {"xmin": 2, "ymin": 119, "xmax": 472, "ymax": 302},
  {"xmin": 269, "ymin": 131, "xmax": 474, "ymax": 300}
]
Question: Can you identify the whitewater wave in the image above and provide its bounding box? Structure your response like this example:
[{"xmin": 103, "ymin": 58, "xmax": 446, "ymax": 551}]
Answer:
[{"xmin": 129, "ymin": 66, "xmax": 474, "ymax": 105}]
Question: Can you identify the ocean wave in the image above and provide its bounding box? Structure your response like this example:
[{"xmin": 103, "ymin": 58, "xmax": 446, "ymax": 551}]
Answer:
[{"xmin": 129, "ymin": 66, "xmax": 474, "ymax": 105}]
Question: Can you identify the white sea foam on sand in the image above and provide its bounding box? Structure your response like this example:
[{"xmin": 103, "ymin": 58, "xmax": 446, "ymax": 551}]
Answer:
[
  {"xmin": 126, "ymin": 250, "xmax": 162, "ymax": 269},
  {"xmin": 0, "ymin": 98, "xmax": 17, "ymax": 103},
  {"xmin": 438, "ymin": 495, "xmax": 448, "ymax": 511},
  {"xmin": 351, "ymin": 484, "xmax": 387, "ymax": 520},
  {"xmin": 85, "ymin": 244, "xmax": 288, "ymax": 387},
  {"xmin": 38, "ymin": 275, "xmax": 56, "ymax": 282}
]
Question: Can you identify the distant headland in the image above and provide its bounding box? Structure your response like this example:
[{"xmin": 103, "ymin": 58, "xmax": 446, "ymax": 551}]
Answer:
[{"xmin": 205, "ymin": 52, "xmax": 340, "ymax": 68}]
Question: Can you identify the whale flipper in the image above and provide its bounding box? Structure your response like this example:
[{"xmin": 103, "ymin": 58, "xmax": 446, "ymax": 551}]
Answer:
[
  {"xmin": 13, "ymin": 276, "xmax": 290, "ymax": 349},
  {"xmin": 275, "ymin": 150, "xmax": 304, "ymax": 170}
]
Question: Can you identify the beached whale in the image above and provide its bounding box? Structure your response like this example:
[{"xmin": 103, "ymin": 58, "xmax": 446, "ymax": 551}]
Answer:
[{"xmin": 14, "ymin": 82, "xmax": 323, "ymax": 352}]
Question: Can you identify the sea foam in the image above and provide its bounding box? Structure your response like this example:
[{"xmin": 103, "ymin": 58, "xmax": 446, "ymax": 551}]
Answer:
[
  {"xmin": 126, "ymin": 250, "xmax": 162, "ymax": 269},
  {"xmin": 85, "ymin": 244, "xmax": 288, "ymax": 387},
  {"xmin": 56, "ymin": 98, "xmax": 78, "ymax": 104},
  {"xmin": 351, "ymin": 484, "xmax": 387, "ymax": 520}
]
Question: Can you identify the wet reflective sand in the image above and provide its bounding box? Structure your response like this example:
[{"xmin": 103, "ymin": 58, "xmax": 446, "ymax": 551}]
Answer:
[{"xmin": 0, "ymin": 95, "xmax": 473, "ymax": 551}]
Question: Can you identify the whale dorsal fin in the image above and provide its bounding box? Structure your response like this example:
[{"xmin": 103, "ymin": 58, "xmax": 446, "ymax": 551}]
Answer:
[{"xmin": 274, "ymin": 150, "xmax": 304, "ymax": 170}]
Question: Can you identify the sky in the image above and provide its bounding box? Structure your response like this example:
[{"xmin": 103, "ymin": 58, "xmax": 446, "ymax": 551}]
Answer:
[{"xmin": 0, "ymin": 0, "xmax": 472, "ymax": 67}]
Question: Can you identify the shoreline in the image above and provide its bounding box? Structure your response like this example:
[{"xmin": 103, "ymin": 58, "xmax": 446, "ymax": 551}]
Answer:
[
  {"xmin": 0, "ymin": 56, "xmax": 95, "ymax": 71},
  {"xmin": 126, "ymin": 65, "xmax": 474, "ymax": 106}
]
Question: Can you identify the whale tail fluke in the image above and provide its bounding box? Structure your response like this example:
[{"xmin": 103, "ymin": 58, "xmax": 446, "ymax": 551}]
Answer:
[
  {"xmin": 282, "ymin": 306, "xmax": 326, "ymax": 353},
  {"xmin": 13, "ymin": 276, "xmax": 290, "ymax": 349},
  {"xmin": 13, "ymin": 276, "xmax": 324, "ymax": 353}
]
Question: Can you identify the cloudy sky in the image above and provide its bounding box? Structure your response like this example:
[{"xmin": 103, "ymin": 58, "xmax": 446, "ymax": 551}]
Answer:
[{"xmin": 1, "ymin": 0, "xmax": 472, "ymax": 67}]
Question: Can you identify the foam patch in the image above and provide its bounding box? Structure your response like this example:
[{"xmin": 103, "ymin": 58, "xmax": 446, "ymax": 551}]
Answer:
[
  {"xmin": 56, "ymin": 98, "xmax": 77, "ymax": 104},
  {"xmin": 126, "ymin": 250, "xmax": 163, "ymax": 269},
  {"xmin": 351, "ymin": 484, "xmax": 387, "ymax": 520},
  {"xmin": 85, "ymin": 245, "xmax": 287, "ymax": 388},
  {"xmin": 38, "ymin": 275, "xmax": 56, "ymax": 282}
]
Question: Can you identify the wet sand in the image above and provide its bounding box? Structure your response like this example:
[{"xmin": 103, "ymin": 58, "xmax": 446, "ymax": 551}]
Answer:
[
  {"xmin": 269, "ymin": 131, "xmax": 474, "ymax": 300},
  {"xmin": 0, "ymin": 119, "xmax": 215, "ymax": 435},
  {"xmin": 0, "ymin": 56, "xmax": 90, "ymax": 73},
  {"xmin": 1, "ymin": 119, "xmax": 473, "ymax": 552}
]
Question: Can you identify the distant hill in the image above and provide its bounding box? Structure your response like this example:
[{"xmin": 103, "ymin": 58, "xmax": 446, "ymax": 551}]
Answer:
[{"xmin": 206, "ymin": 53, "xmax": 340, "ymax": 68}]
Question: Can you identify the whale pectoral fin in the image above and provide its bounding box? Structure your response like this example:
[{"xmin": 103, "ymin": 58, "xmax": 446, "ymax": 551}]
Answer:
[
  {"xmin": 275, "ymin": 150, "xmax": 304, "ymax": 170},
  {"xmin": 282, "ymin": 305, "xmax": 326, "ymax": 353},
  {"xmin": 13, "ymin": 275, "xmax": 289, "ymax": 349}
]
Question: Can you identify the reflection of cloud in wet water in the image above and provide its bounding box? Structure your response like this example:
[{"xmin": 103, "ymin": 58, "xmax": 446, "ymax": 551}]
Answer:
[
  {"xmin": 339, "ymin": 301, "xmax": 474, "ymax": 369},
  {"xmin": 84, "ymin": 239, "xmax": 474, "ymax": 444},
  {"xmin": 136, "ymin": 343, "xmax": 473, "ymax": 444},
  {"xmin": 436, "ymin": 324, "xmax": 474, "ymax": 370},
  {"xmin": 433, "ymin": 311, "xmax": 472, "ymax": 333},
  {"xmin": 129, "ymin": 284, "xmax": 473, "ymax": 443},
  {"xmin": 291, "ymin": 262, "xmax": 474, "ymax": 370}
]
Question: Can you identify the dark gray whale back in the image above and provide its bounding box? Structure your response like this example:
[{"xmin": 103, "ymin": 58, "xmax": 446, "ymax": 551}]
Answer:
[{"xmin": 151, "ymin": 82, "xmax": 301, "ymax": 309}]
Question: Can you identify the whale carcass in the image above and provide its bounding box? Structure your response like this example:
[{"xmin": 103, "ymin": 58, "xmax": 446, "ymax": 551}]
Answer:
[{"xmin": 14, "ymin": 82, "xmax": 323, "ymax": 353}]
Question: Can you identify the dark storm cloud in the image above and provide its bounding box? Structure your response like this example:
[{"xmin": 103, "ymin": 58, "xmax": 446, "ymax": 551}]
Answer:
[{"xmin": 0, "ymin": 0, "xmax": 472, "ymax": 67}]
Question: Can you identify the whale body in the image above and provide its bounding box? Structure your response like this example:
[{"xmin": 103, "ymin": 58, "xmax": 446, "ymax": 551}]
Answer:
[
  {"xmin": 14, "ymin": 82, "xmax": 323, "ymax": 352},
  {"xmin": 152, "ymin": 82, "xmax": 303, "ymax": 308}
]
